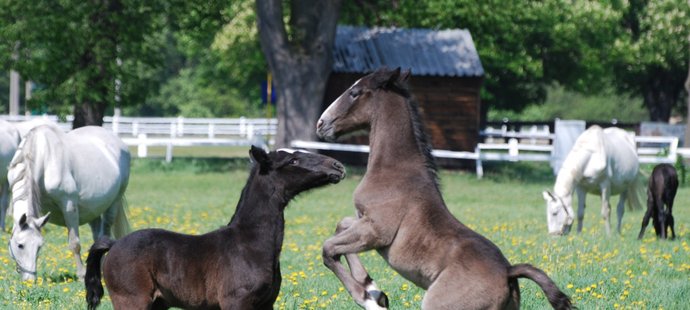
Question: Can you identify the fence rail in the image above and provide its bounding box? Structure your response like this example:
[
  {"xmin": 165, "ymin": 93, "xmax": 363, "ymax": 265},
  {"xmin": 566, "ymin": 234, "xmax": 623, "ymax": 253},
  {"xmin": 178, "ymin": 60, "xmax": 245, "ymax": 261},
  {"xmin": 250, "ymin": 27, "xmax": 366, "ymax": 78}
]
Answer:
[{"xmin": 0, "ymin": 114, "xmax": 278, "ymax": 162}]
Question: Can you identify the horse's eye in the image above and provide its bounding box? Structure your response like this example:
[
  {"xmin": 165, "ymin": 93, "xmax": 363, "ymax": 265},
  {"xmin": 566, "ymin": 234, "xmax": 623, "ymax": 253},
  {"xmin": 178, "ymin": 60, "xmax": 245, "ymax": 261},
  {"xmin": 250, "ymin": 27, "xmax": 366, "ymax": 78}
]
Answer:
[
  {"xmin": 17, "ymin": 244, "xmax": 24, "ymax": 250},
  {"xmin": 289, "ymin": 159, "xmax": 299, "ymax": 166},
  {"xmin": 349, "ymin": 89, "xmax": 360, "ymax": 99}
]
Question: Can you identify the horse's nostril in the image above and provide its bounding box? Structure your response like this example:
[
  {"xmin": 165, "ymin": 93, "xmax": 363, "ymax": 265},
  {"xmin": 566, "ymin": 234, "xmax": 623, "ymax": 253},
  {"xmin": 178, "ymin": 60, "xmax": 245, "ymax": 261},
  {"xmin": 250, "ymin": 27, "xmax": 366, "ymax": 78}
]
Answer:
[{"xmin": 317, "ymin": 119, "xmax": 324, "ymax": 129}]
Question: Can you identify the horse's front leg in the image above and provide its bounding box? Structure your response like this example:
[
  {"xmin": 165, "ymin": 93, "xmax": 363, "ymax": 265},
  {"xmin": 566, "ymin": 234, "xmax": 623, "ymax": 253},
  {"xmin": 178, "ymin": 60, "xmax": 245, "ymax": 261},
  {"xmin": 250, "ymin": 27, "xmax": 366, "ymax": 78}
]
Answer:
[
  {"xmin": 599, "ymin": 184, "xmax": 612, "ymax": 235},
  {"xmin": 323, "ymin": 216, "xmax": 390, "ymax": 310},
  {"xmin": 0, "ymin": 180, "xmax": 9, "ymax": 230},
  {"xmin": 336, "ymin": 217, "xmax": 388, "ymax": 304},
  {"xmin": 62, "ymin": 199, "xmax": 85, "ymax": 279},
  {"xmin": 575, "ymin": 187, "xmax": 586, "ymax": 233}
]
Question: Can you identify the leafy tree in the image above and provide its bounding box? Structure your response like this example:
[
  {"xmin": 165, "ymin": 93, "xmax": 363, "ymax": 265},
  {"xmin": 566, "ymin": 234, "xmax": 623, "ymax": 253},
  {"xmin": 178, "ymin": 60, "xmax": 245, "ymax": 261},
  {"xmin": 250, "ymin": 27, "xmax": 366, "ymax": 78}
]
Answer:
[
  {"xmin": 0, "ymin": 0, "xmax": 169, "ymax": 127},
  {"xmin": 340, "ymin": 0, "xmax": 622, "ymax": 121},
  {"xmin": 613, "ymin": 0, "xmax": 690, "ymax": 122},
  {"xmin": 256, "ymin": 0, "xmax": 343, "ymax": 148}
]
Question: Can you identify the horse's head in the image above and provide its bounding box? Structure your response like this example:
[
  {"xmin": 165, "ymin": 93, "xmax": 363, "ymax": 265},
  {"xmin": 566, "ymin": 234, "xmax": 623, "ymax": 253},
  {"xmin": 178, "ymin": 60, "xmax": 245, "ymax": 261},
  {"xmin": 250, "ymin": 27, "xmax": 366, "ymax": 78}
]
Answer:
[
  {"xmin": 542, "ymin": 191, "xmax": 574, "ymax": 236},
  {"xmin": 250, "ymin": 146, "xmax": 345, "ymax": 197},
  {"xmin": 9, "ymin": 213, "xmax": 50, "ymax": 281},
  {"xmin": 317, "ymin": 67, "xmax": 411, "ymax": 141}
]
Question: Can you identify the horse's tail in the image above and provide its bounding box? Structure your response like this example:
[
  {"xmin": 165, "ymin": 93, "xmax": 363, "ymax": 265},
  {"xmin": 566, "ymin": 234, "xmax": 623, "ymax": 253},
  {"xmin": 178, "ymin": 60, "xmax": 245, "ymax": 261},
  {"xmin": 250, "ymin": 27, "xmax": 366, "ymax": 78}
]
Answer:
[
  {"xmin": 627, "ymin": 171, "xmax": 647, "ymax": 211},
  {"xmin": 112, "ymin": 196, "xmax": 131, "ymax": 238},
  {"xmin": 508, "ymin": 264, "xmax": 573, "ymax": 310},
  {"xmin": 85, "ymin": 236, "xmax": 116, "ymax": 310}
]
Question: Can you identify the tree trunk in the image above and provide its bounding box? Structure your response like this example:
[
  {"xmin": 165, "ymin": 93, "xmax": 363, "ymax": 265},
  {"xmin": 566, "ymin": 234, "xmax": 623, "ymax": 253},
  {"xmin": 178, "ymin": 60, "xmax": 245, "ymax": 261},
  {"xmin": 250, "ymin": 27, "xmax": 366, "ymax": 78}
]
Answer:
[
  {"xmin": 73, "ymin": 101, "xmax": 106, "ymax": 128},
  {"xmin": 643, "ymin": 70, "xmax": 681, "ymax": 122},
  {"xmin": 256, "ymin": 0, "xmax": 343, "ymax": 148}
]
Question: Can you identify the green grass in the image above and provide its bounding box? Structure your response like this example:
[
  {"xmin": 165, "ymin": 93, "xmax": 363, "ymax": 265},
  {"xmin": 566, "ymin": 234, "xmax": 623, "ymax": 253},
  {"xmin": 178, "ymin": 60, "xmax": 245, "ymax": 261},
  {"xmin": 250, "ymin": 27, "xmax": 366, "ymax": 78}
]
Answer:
[{"xmin": 0, "ymin": 159, "xmax": 688, "ymax": 309}]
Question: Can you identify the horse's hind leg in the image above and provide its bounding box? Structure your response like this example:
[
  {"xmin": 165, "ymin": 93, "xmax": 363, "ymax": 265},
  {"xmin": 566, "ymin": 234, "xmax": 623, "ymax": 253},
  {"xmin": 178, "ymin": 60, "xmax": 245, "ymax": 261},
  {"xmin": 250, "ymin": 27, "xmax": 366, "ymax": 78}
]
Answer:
[
  {"xmin": 615, "ymin": 191, "xmax": 627, "ymax": 234},
  {"xmin": 89, "ymin": 217, "xmax": 104, "ymax": 240},
  {"xmin": 668, "ymin": 213, "xmax": 676, "ymax": 240},
  {"xmin": 637, "ymin": 193, "xmax": 654, "ymax": 239},
  {"xmin": 599, "ymin": 184, "xmax": 612, "ymax": 235}
]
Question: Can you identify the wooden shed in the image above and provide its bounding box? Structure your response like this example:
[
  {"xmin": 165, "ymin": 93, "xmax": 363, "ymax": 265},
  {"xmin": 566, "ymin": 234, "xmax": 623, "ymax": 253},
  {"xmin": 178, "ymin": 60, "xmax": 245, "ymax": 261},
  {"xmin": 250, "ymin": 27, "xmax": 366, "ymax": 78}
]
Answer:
[{"xmin": 322, "ymin": 26, "xmax": 484, "ymax": 165}]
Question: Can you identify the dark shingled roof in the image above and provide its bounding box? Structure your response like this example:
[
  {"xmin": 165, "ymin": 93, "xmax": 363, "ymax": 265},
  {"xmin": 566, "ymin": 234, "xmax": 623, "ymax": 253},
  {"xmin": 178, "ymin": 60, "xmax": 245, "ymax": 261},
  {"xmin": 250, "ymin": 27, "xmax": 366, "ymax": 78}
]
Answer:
[{"xmin": 333, "ymin": 25, "xmax": 484, "ymax": 77}]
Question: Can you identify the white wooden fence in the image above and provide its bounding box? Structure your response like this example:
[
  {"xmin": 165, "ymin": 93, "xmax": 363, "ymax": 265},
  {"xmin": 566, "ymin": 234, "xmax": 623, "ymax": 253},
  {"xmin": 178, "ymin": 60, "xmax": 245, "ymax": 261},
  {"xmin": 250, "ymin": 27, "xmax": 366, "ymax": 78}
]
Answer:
[
  {"xmin": 291, "ymin": 124, "xmax": 684, "ymax": 179},
  {"xmin": 2, "ymin": 115, "xmax": 684, "ymax": 172},
  {"xmin": 0, "ymin": 114, "xmax": 277, "ymax": 162}
]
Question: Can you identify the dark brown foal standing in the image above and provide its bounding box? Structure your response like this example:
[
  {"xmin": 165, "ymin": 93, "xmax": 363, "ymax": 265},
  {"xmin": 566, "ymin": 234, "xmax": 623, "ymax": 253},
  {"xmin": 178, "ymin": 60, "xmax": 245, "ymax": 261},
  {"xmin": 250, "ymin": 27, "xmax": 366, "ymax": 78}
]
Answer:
[
  {"xmin": 84, "ymin": 146, "xmax": 345, "ymax": 310},
  {"xmin": 638, "ymin": 163, "xmax": 678, "ymax": 240},
  {"xmin": 317, "ymin": 67, "xmax": 572, "ymax": 310}
]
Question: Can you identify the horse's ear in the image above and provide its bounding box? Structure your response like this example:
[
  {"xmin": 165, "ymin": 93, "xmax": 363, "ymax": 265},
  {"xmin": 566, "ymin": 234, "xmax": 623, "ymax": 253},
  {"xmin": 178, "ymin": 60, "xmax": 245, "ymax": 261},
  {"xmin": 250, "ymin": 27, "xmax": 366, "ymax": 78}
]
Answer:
[
  {"xmin": 542, "ymin": 190, "xmax": 555, "ymax": 202},
  {"xmin": 19, "ymin": 213, "xmax": 28, "ymax": 230},
  {"xmin": 373, "ymin": 67, "xmax": 401, "ymax": 88},
  {"xmin": 399, "ymin": 69, "xmax": 411, "ymax": 83},
  {"xmin": 249, "ymin": 145, "xmax": 271, "ymax": 174},
  {"xmin": 36, "ymin": 212, "xmax": 50, "ymax": 229}
]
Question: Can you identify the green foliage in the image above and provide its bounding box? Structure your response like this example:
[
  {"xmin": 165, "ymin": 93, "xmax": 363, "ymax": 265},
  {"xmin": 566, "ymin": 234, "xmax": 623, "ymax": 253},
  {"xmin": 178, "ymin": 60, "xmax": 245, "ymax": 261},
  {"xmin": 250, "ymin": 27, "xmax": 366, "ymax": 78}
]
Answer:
[
  {"xmin": 611, "ymin": 0, "xmax": 690, "ymax": 121},
  {"xmin": 489, "ymin": 84, "xmax": 649, "ymax": 122},
  {"xmin": 0, "ymin": 0, "xmax": 168, "ymax": 119},
  {"xmin": 341, "ymin": 0, "xmax": 623, "ymax": 112}
]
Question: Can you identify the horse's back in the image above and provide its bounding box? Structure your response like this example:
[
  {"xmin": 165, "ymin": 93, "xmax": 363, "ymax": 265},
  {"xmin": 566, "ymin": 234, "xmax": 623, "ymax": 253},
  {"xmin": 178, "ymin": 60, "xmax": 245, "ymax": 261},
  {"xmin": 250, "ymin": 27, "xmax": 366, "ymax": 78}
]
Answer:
[
  {"xmin": 602, "ymin": 127, "xmax": 639, "ymax": 174},
  {"xmin": 66, "ymin": 126, "xmax": 130, "ymax": 205},
  {"xmin": 0, "ymin": 120, "xmax": 20, "ymax": 175}
]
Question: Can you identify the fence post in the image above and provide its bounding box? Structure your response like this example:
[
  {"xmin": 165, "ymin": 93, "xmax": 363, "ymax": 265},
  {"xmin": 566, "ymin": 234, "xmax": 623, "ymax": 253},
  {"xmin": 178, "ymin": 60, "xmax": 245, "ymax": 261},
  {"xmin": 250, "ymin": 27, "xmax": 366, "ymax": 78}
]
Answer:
[
  {"xmin": 240, "ymin": 117, "xmax": 247, "ymax": 137},
  {"xmin": 177, "ymin": 116, "xmax": 184, "ymax": 137},
  {"xmin": 133, "ymin": 122, "xmax": 139, "ymax": 137},
  {"xmin": 166, "ymin": 143, "xmax": 173, "ymax": 163},
  {"xmin": 137, "ymin": 133, "xmax": 148, "ymax": 158},
  {"xmin": 112, "ymin": 110, "xmax": 120, "ymax": 135},
  {"xmin": 209, "ymin": 123, "xmax": 215, "ymax": 139},
  {"xmin": 475, "ymin": 146, "xmax": 483, "ymax": 179},
  {"xmin": 508, "ymin": 138, "xmax": 518, "ymax": 161}
]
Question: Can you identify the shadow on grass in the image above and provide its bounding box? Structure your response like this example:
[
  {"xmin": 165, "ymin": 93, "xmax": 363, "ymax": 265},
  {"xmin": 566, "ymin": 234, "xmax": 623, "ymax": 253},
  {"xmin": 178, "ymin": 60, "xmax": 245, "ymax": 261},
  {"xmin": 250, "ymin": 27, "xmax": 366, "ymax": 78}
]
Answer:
[{"xmin": 44, "ymin": 272, "xmax": 79, "ymax": 284}]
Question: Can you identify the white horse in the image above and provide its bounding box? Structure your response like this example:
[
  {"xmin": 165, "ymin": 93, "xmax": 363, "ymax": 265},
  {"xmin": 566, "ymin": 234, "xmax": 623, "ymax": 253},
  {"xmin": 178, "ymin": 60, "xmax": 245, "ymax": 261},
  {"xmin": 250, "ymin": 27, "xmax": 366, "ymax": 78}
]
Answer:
[
  {"xmin": 0, "ymin": 120, "xmax": 21, "ymax": 230},
  {"xmin": 7, "ymin": 125, "xmax": 131, "ymax": 281},
  {"xmin": 542, "ymin": 125, "xmax": 644, "ymax": 236}
]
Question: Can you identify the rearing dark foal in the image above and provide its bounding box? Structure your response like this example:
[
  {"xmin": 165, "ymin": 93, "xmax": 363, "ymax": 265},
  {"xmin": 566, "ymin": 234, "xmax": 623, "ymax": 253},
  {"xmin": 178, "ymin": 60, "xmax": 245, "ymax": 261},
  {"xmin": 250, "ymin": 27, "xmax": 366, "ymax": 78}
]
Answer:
[
  {"xmin": 84, "ymin": 146, "xmax": 345, "ymax": 310},
  {"xmin": 317, "ymin": 67, "xmax": 572, "ymax": 310}
]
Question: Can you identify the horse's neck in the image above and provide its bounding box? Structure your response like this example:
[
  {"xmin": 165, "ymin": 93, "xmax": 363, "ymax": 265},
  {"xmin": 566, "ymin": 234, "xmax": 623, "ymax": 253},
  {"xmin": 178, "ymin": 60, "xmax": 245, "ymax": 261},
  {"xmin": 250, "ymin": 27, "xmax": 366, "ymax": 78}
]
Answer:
[
  {"xmin": 8, "ymin": 152, "xmax": 39, "ymax": 221},
  {"xmin": 554, "ymin": 149, "xmax": 590, "ymax": 197},
  {"xmin": 228, "ymin": 174, "xmax": 286, "ymax": 252},
  {"xmin": 367, "ymin": 102, "xmax": 428, "ymax": 176}
]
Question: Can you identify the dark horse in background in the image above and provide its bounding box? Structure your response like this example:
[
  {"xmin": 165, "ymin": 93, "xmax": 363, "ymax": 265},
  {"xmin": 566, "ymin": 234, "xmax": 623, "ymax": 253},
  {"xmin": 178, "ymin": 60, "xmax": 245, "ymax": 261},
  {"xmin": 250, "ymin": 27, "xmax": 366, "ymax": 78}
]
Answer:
[
  {"xmin": 84, "ymin": 146, "xmax": 345, "ymax": 310},
  {"xmin": 316, "ymin": 67, "xmax": 572, "ymax": 309},
  {"xmin": 638, "ymin": 163, "xmax": 678, "ymax": 240}
]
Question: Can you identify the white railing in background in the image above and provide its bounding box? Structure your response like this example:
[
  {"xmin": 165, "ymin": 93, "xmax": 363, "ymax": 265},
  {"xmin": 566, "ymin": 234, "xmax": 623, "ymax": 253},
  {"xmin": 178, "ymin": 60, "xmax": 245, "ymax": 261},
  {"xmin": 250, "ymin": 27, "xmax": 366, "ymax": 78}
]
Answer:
[
  {"xmin": 0, "ymin": 114, "xmax": 278, "ymax": 162},
  {"xmin": 291, "ymin": 131, "xmax": 683, "ymax": 179}
]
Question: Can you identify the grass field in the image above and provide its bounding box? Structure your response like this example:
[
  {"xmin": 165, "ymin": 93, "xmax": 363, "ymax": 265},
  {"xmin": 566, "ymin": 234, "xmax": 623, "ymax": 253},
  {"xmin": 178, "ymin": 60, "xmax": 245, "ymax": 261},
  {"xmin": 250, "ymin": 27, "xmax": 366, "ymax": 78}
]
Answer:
[{"xmin": 0, "ymin": 157, "xmax": 688, "ymax": 309}]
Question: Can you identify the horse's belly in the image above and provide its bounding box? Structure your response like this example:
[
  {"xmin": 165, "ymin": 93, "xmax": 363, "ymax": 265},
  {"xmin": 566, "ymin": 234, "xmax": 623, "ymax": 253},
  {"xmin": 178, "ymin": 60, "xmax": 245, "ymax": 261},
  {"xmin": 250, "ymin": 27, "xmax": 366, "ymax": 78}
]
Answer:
[{"xmin": 378, "ymin": 247, "xmax": 432, "ymax": 289}]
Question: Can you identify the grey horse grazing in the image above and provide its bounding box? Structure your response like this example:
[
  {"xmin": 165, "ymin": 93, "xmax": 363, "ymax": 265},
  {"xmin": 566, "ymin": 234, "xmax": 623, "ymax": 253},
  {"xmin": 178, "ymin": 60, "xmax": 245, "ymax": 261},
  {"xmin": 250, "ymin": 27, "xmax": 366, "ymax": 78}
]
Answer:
[
  {"xmin": 316, "ymin": 67, "xmax": 572, "ymax": 309},
  {"xmin": 543, "ymin": 126, "xmax": 644, "ymax": 236},
  {"xmin": 7, "ymin": 125, "xmax": 130, "ymax": 281}
]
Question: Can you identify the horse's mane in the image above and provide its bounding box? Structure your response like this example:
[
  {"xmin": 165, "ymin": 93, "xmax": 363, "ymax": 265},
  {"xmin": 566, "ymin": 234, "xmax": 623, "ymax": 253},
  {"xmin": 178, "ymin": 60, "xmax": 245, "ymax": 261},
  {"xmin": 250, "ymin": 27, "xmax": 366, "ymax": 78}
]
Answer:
[
  {"xmin": 381, "ymin": 78, "xmax": 440, "ymax": 189},
  {"xmin": 8, "ymin": 130, "xmax": 43, "ymax": 217}
]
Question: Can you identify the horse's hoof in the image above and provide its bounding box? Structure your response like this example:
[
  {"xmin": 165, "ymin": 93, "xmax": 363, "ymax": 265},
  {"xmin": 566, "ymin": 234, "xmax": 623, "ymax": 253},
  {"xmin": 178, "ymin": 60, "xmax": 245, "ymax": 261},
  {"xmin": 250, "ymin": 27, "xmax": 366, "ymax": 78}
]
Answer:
[{"xmin": 364, "ymin": 290, "xmax": 389, "ymax": 309}]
